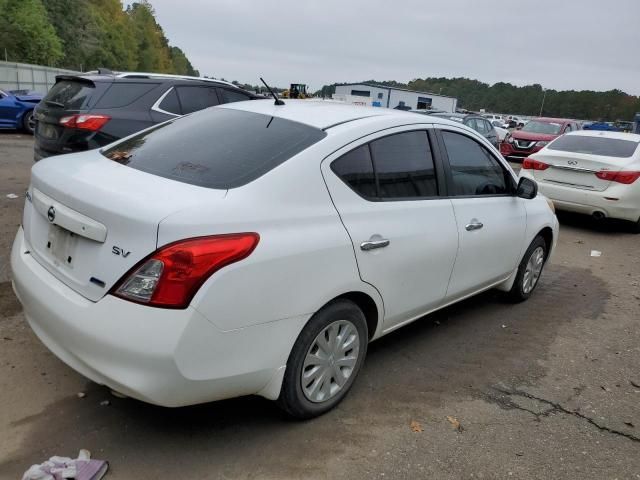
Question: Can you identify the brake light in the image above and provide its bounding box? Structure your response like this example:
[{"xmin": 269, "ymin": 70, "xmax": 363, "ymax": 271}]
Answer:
[
  {"xmin": 522, "ymin": 158, "xmax": 550, "ymax": 170},
  {"xmin": 59, "ymin": 114, "xmax": 111, "ymax": 131},
  {"xmin": 595, "ymin": 170, "xmax": 640, "ymax": 184},
  {"xmin": 112, "ymin": 233, "xmax": 260, "ymax": 309}
]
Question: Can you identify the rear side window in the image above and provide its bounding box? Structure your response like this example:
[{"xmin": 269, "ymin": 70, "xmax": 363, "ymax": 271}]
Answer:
[
  {"xmin": 45, "ymin": 80, "xmax": 95, "ymax": 109},
  {"xmin": 370, "ymin": 131, "xmax": 437, "ymax": 198},
  {"xmin": 176, "ymin": 86, "xmax": 219, "ymax": 114},
  {"xmin": 331, "ymin": 146, "xmax": 376, "ymax": 199},
  {"xmin": 220, "ymin": 88, "xmax": 252, "ymax": 103},
  {"xmin": 102, "ymin": 108, "xmax": 327, "ymax": 189},
  {"xmin": 331, "ymin": 131, "xmax": 437, "ymax": 200},
  {"xmin": 94, "ymin": 82, "xmax": 159, "ymax": 108},
  {"xmin": 158, "ymin": 88, "xmax": 181, "ymax": 115},
  {"xmin": 441, "ymin": 131, "xmax": 510, "ymax": 196},
  {"xmin": 548, "ymin": 135, "xmax": 639, "ymax": 158}
]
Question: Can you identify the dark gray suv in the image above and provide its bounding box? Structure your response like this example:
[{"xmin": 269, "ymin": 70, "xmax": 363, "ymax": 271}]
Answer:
[
  {"xmin": 33, "ymin": 71, "xmax": 259, "ymax": 160},
  {"xmin": 430, "ymin": 112, "xmax": 499, "ymax": 148}
]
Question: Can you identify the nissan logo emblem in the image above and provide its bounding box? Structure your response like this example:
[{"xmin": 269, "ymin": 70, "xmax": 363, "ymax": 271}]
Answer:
[
  {"xmin": 568, "ymin": 160, "xmax": 578, "ymax": 166},
  {"xmin": 47, "ymin": 206, "xmax": 56, "ymax": 223}
]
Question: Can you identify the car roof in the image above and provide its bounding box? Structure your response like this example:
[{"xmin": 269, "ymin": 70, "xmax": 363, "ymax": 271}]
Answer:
[
  {"xmin": 565, "ymin": 130, "xmax": 640, "ymax": 142},
  {"xmin": 219, "ymin": 99, "xmax": 430, "ymax": 130},
  {"xmin": 67, "ymin": 71, "xmax": 240, "ymax": 88}
]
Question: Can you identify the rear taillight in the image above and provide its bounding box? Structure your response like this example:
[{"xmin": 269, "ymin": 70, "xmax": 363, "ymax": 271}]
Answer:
[
  {"xmin": 595, "ymin": 170, "xmax": 640, "ymax": 185},
  {"xmin": 522, "ymin": 158, "xmax": 550, "ymax": 170},
  {"xmin": 59, "ymin": 114, "xmax": 111, "ymax": 131},
  {"xmin": 112, "ymin": 233, "xmax": 260, "ymax": 309}
]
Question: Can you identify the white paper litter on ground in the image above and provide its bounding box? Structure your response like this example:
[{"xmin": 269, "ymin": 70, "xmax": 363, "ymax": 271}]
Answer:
[
  {"xmin": 6, "ymin": 193, "xmax": 18, "ymax": 199},
  {"xmin": 590, "ymin": 250, "xmax": 602, "ymax": 257}
]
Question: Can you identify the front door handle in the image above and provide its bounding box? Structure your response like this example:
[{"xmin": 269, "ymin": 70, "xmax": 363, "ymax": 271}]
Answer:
[
  {"xmin": 465, "ymin": 221, "xmax": 484, "ymax": 231},
  {"xmin": 360, "ymin": 238, "xmax": 390, "ymax": 251}
]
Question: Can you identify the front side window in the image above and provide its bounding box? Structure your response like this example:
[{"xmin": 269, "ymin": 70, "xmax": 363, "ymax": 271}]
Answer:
[
  {"xmin": 176, "ymin": 86, "xmax": 220, "ymax": 114},
  {"xmin": 441, "ymin": 130, "xmax": 511, "ymax": 196},
  {"xmin": 331, "ymin": 131, "xmax": 438, "ymax": 200}
]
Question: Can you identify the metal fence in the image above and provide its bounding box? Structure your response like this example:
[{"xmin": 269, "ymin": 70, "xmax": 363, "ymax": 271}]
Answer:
[{"xmin": 0, "ymin": 61, "xmax": 79, "ymax": 93}]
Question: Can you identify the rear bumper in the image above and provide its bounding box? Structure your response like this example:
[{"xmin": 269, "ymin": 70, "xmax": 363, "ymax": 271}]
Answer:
[
  {"xmin": 11, "ymin": 227, "xmax": 300, "ymax": 406},
  {"xmin": 521, "ymin": 172, "xmax": 640, "ymax": 222}
]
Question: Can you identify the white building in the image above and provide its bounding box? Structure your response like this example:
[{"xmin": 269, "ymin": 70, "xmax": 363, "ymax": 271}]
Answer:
[{"xmin": 333, "ymin": 83, "xmax": 457, "ymax": 113}]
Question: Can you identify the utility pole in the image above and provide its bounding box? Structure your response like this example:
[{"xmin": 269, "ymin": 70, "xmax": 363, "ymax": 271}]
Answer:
[{"xmin": 539, "ymin": 88, "xmax": 547, "ymax": 117}]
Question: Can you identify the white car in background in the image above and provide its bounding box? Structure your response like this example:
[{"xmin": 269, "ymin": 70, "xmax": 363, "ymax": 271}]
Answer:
[
  {"xmin": 491, "ymin": 121, "xmax": 509, "ymax": 142},
  {"xmin": 11, "ymin": 100, "xmax": 558, "ymax": 418},
  {"xmin": 519, "ymin": 130, "xmax": 640, "ymax": 232}
]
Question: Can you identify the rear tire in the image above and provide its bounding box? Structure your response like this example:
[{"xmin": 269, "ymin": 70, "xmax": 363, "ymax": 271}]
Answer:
[
  {"xmin": 22, "ymin": 110, "xmax": 35, "ymax": 135},
  {"xmin": 631, "ymin": 217, "xmax": 640, "ymax": 234},
  {"xmin": 278, "ymin": 299, "xmax": 368, "ymax": 419},
  {"xmin": 507, "ymin": 235, "xmax": 548, "ymax": 303}
]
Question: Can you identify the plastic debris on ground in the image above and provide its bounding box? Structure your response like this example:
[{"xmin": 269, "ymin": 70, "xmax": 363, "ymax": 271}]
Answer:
[
  {"xmin": 590, "ymin": 250, "xmax": 602, "ymax": 257},
  {"xmin": 6, "ymin": 193, "xmax": 19, "ymax": 199},
  {"xmin": 22, "ymin": 449, "xmax": 108, "ymax": 480}
]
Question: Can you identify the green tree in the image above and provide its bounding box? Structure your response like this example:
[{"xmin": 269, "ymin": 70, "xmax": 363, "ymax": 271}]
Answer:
[
  {"xmin": 0, "ymin": 0, "xmax": 63, "ymax": 65},
  {"xmin": 169, "ymin": 46, "xmax": 198, "ymax": 76},
  {"xmin": 127, "ymin": 1, "xmax": 173, "ymax": 72}
]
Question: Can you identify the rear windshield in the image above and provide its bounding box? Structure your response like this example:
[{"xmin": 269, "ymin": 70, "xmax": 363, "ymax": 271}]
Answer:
[
  {"xmin": 102, "ymin": 107, "xmax": 327, "ymax": 189},
  {"xmin": 548, "ymin": 135, "xmax": 639, "ymax": 158},
  {"xmin": 521, "ymin": 120, "xmax": 562, "ymax": 135},
  {"xmin": 45, "ymin": 80, "xmax": 95, "ymax": 110}
]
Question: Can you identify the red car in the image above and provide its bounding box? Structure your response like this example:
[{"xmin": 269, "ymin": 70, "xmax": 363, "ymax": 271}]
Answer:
[{"xmin": 500, "ymin": 117, "xmax": 580, "ymax": 161}]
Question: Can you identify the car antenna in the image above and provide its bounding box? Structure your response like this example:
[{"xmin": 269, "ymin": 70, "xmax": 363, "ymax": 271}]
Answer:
[{"xmin": 260, "ymin": 77, "xmax": 284, "ymax": 105}]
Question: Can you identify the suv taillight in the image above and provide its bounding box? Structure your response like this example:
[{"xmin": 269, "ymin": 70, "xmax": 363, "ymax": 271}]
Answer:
[
  {"xmin": 59, "ymin": 114, "xmax": 111, "ymax": 131},
  {"xmin": 111, "ymin": 233, "xmax": 260, "ymax": 309},
  {"xmin": 595, "ymin": 170, "xmax": 640, "ymax": 184},
  {"xmin": 522, "ymin": 158, "xmax": 550, "ymax": 170}
]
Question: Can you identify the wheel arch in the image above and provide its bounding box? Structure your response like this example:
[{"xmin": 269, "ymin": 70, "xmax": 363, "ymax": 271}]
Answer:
[{"xmin": 332, "ymin": 291, "xmax": 380, "ymax": 340}]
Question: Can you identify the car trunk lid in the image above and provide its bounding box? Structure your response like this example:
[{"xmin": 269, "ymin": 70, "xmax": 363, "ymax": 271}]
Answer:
[
  {"xmin": 531, "ymin": 150, "xmax": 638, "ymax": 192},
  {"xmin": 23, "ymin": 150, "xmax": 226, "ymax": 301}
]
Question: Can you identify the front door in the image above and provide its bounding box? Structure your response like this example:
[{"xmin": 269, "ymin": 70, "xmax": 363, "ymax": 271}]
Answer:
[
  {"xmin": 437, "ymin": 128, "xmax": 526, "ymax": 299},
  {"xmin": 322, "ymin": 127, "xmax": 459, "ymax": 330}
]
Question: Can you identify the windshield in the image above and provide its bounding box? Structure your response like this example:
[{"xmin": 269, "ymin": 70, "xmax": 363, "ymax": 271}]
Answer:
[
  {"xmin": 521, "ymin": 120, "xmax": 563, "ymax": 135},
  {"xmin": 102, "ymin": 107, "xmax": 327, "ymax": 189},
  {"xmin": 548, "ymin": 135, "xmax": 639, "ymax": 158}
]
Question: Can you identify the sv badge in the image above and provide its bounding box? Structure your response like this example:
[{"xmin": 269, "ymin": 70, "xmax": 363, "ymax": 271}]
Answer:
[{"xmin": 112, "ymin": 246, "xmax": 131, "ymax": 258}]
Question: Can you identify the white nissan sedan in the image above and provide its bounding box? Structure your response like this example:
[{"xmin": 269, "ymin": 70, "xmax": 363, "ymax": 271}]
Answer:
[
  {"xmin": 519, "ymin": 130, "xmax": 640, "ymax": 233},
  {"xmin": 11, "ymin": 100, "xmax": 558, "ymax": 418}
]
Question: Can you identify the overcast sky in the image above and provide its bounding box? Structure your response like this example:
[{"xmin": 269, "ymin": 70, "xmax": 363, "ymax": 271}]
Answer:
[{"xmin": 147, "ymin": 0, "xmax": 640, "ymax": 95}]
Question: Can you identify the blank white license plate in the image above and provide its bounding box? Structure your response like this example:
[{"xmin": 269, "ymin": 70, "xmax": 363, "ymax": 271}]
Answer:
[{"xmin": 47, "ymin": 224, "xmax": 78, "ymax": 268}]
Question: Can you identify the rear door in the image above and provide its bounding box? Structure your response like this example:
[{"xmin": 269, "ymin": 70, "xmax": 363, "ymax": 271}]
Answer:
[
  {"xmin": 322, "ymin": 127, "xmax": 459, "ymax": 329},
  {"xmin": 437, "ymin": 127, "xmax": 526, "ymax": 299}
]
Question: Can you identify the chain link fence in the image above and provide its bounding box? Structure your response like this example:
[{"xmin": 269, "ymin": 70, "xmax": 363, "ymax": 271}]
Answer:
[{"xmin": 0, "ymin": 61, "xmax": 79, "ymax": 93}]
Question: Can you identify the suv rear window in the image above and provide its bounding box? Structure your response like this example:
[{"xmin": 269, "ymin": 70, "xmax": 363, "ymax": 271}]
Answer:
[
  {"xmin": 45, "ymin": 80, "xmax": 96, "ymax": 110},
  {"xmin": 548, "ymin": 135, "xmax": 639, "ymax": 158},
  {"xmin": 102, "ymin": 108, "xmax": 327, "ymax": 189}
]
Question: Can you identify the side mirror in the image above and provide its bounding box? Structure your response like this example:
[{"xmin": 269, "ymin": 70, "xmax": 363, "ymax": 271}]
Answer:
[{"xmin": 516, "ymin": 177, "xmax": 538, "ymax": 199}]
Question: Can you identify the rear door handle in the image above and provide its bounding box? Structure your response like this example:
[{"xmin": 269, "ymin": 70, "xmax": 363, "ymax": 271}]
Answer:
[
  {"xmin": 465, "ymin": 221, "xmax": 484, "ymax": 231},
  {"xmin": 360, "ymin": 239, "xmax": 390, "ymax": 251}
]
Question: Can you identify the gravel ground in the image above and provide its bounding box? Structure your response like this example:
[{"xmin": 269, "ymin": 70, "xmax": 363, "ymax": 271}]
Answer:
[{"xmin": 1, "ymin": 133, "xmax": 638, "ymax": 479}]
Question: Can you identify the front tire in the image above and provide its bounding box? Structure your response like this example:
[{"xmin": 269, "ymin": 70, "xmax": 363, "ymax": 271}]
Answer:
[
  {"xmin": 278, "ymin": 299, "xmax": 368, "ymax": 419},
  {"xmin": 22, "ymin": 110, "xmax": 35, "ymax": 135},
  {"xmin": 507, "ymin": 235, "xmax": 548, "ymax": 302}
]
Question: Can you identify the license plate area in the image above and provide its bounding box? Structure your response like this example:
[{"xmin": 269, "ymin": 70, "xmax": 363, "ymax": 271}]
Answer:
[{"xmin": 47, "ymin": 224, "xmax": 78, "ymax": 268}]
